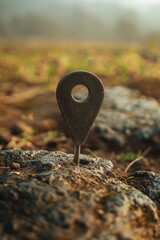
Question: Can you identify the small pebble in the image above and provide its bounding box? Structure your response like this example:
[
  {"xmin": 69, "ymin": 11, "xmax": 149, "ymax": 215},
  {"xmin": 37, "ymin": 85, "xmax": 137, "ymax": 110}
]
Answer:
[{"xmin": 11, "ymin": 162, "xmax": 20, "ymax": 170}]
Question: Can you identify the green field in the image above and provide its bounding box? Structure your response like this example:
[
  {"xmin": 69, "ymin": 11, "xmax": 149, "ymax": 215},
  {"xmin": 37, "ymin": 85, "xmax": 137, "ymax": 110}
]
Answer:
[{"xmin": 1, "ymin": 43, "xmax": 160, "ymax": 89}]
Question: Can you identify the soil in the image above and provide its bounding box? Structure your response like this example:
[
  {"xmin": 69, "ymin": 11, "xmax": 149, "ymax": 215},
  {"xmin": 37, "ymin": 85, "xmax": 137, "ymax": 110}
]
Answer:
[
  {"xmin": 1, "ymin": 44, "xmax": 160, "ymax": 239},
  {"xmin": 1, "ymin": 75, "xmax": 160, "ymax": 175}
]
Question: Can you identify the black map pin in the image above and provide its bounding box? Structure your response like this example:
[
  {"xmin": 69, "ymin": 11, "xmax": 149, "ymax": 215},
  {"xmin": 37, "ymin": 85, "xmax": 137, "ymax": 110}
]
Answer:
[{"xmin": 56, "ymin": 70, "xmax": 104, "ymax": 164}]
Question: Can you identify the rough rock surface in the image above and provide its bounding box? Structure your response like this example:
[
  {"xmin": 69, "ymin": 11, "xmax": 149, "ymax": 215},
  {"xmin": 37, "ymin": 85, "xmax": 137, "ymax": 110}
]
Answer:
[
  {"xmin": 0, "ymin": 150, "xmax": 159, "ymax": 240},
  {"xmin": 95, "ymin": 86, "xmax": 160, "ymax": 151},
  {"xmin": 127, "ymin": 171, "xmax": 160, "ymax": 209}
]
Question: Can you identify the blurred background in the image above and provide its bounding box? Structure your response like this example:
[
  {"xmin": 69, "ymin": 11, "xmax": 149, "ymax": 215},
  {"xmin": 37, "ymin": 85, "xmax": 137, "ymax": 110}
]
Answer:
[
  {"xmin": 0, "ymin": 0, "xmax": 160, "ymax": 44},
  {"xmin": 1, "ymin": 0, "xmax": 160, "ymax": 173}
]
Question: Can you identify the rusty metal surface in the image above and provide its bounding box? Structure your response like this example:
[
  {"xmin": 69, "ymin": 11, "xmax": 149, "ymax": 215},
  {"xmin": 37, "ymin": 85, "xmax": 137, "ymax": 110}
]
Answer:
[{"xmin": 56, "ymin": 70, "xmax": 104, "ymax": 164}]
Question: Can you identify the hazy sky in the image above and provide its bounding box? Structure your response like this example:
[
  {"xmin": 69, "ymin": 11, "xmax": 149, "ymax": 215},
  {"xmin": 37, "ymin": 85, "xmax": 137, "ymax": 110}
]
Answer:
[
  {"xmin": 0, "ymin": 0, "xmax": 160, "ymax": 42},
  {"xmin": 132, "ymin": 0, "xmax": 159, "ymax": 1},
  {"xmin": 91, "ymin": 0, "xmax": 160, "ymax": 3},
  {"xmin": 116, "ymin": 0, "xmax": 160, "ymax": 3},
  {"xmin": 112, "ymin": 0, "xmax": 160, "ymax": 7}
]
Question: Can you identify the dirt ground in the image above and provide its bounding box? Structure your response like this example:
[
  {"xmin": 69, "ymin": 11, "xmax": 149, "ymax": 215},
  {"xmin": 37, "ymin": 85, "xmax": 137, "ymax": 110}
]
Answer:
[{"xmin": 1, "ymin": 43, "xmax": 160, "ymax": 176}]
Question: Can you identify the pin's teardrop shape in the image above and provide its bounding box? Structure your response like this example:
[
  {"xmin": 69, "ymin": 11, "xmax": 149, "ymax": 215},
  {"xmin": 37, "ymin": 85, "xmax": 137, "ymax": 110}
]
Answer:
[{"xmin": 56, "ymin": 70, "xmax": 104, "ymax": 146}]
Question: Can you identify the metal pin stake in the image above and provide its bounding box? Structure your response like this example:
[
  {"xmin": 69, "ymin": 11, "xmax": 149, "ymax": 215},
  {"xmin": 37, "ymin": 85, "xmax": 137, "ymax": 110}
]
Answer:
[
  {"xmin": 74, "ymin": 145, "xmax": 81, "ymax": 164},
  {"xmin": 56, "ymin": 70, "xmax": 104, "ymax": 165}
]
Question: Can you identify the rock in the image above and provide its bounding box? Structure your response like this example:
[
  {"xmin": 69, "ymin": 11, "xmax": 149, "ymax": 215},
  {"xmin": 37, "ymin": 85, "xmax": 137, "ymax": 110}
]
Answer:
[
  {"xmin": 95, "ymin": 86, "xmax": 160, "ymax": 151},
  {"xmin": 10, "ymin": 162, "xmax": 20, "ymax": 170},
  {"xmin": 0, "ymin": 150, "xmax": 159, "ymax": 239},
  {"xmin": 127, "ymin": 171, "xmax": 160, "ymax": 209}
]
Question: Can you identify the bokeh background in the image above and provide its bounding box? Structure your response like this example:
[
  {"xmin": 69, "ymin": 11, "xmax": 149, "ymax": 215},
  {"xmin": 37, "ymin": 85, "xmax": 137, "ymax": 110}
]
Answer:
[
  {"xmin": 1, "ymin": 0, "xmax": 160, "ymax": 173},
  {"xmin": 0, "ymin": 0, "xmax": 160, "ymax": 44}
]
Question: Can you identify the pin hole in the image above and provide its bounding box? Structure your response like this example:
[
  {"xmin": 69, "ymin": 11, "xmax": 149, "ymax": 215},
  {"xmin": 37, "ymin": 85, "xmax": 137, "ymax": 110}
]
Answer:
[{"xmin": 72, "ymin": 84, "xmax": 89, "ymax": 102}]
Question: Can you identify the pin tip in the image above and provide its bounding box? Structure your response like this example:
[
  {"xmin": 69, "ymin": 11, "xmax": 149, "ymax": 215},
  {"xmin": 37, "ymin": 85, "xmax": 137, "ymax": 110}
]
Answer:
[{"xmin": 74, "ymin": 145, "xmax": 81, "ymax": 165}]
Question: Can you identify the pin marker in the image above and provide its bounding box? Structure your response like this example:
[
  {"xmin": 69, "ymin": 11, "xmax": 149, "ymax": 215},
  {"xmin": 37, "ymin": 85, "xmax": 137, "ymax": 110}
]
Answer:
[{"xmin": 56, "ymin": 70, "xmax": 104, "ymax": 164}]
